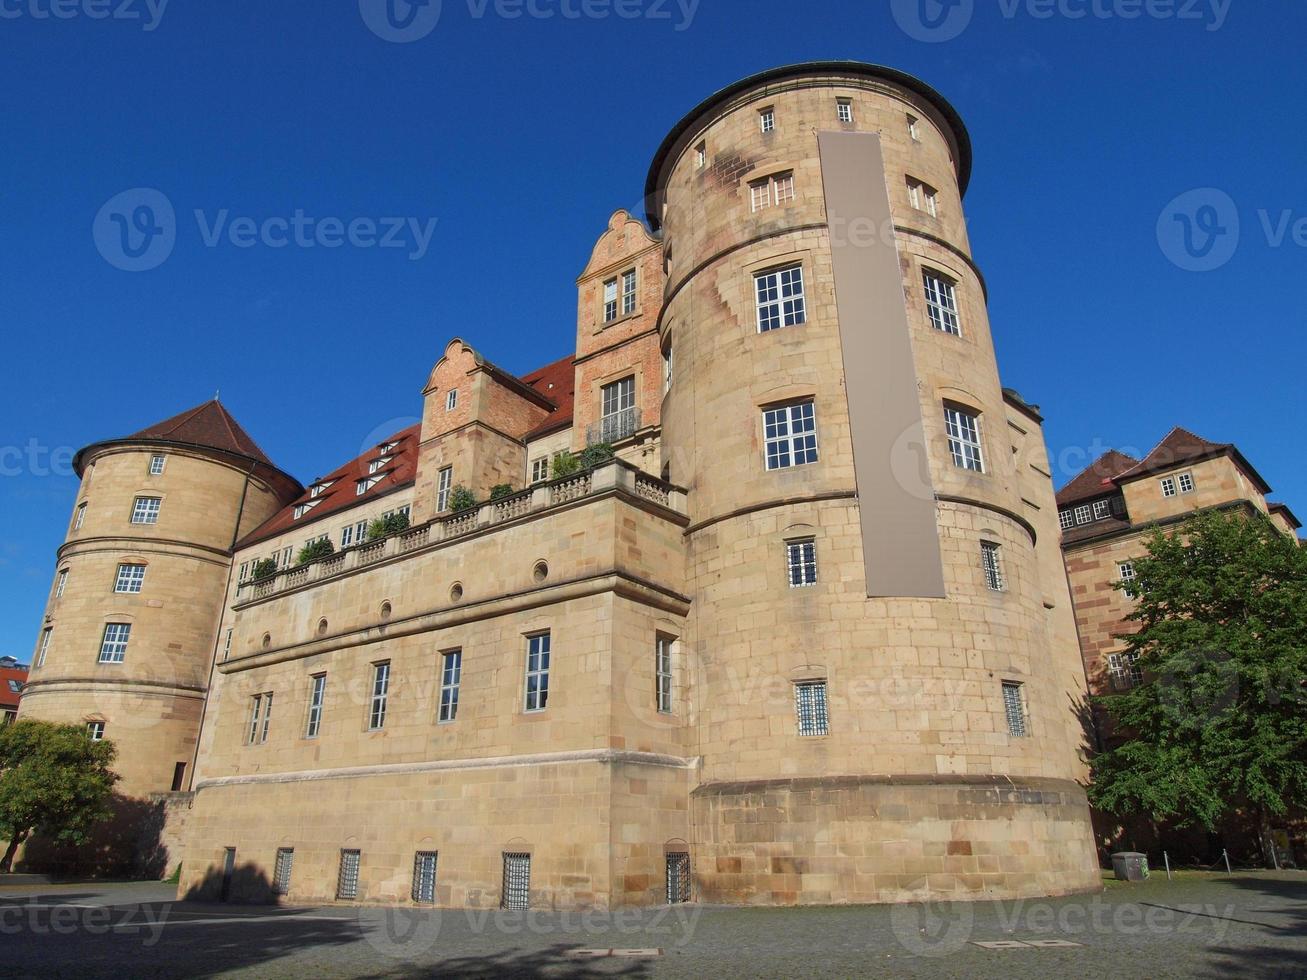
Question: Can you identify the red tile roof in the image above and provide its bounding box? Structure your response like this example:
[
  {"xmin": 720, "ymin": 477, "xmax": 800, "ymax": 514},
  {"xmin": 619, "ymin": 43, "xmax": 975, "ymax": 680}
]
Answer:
[
  {"xmin": 128, "ymin": 399, "xmax": 277, "ymax": 467},
  {"xmin": 519, "ymin": 353, "xmax": 577, "ymax": 440},
  {"xmin": 1056, "ymin": 450, "xmax": 1140, "ymax": 507},
  {"xmin": 1115, "ymin": 427, "xmax": 1272, "ymax": 493}
]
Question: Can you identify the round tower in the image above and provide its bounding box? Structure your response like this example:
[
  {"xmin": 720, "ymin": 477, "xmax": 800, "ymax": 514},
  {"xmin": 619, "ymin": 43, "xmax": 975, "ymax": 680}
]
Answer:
[
  {"xmin": 21, "ymin": 401, "xmax": 300, "ymax": 798},
  {"xmin": 648, "ymin": 63, "xmax": 1099, "ymax": 902}
]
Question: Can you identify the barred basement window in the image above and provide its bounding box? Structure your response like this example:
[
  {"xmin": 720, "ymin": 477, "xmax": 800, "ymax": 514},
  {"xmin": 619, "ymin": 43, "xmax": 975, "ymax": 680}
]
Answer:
[
  {"xmin": 439, "ymin": 650, "xmax": 461, "ymax": 723},
  {"xmin": 655, "ymin": 635, "xmax": 673, "ymax": 714},
  {"xmin": 944, "ymin": 406, "xmax": 984, "ymax": 472},
  {"xmin": 923, "ymin": 270, "xmax": 961, "ymax": 336},
  {"xmin": 980, "ymin": 541, "xmax": 1005, "ymax": 592},
  {"xmin": 98, "ymin": 623, "xmax": 131, "ymax": 663},
  {"xmin": 502, "ymin": 853, "xmax": 530, "ymax": 910},
  {"xmin": 368, "ymin": 662, "xmax": 390, "ymax": 731},
  {"xmin": 114, "ymin": 563, "xmax": 146, "ymax": 594},
  {"xmin": 130, "ymin": 496, "xmax": 161, "ymax": 524},
  {"xmin": 1002, "ymin": 681, "xmax": 1028, "ymax": 737},
  {"xmin": 524, "ymin": 633, "xmax": 550, "ymax": 712},
  {"xmin": 763, "ymin": 401, "xmax": 819, "ymax": 470},
  {"xmin": 337, "ymin": 849, "xmax": 361, "ymax": 900},
  {"xmin": 754, "ymin": 264, "xmax": 806, "ymax": 332},
  {"xmin": 786, "ymin": 538, "xmax": 817, "ymax": 587},
  {"xmin": 794, "ymin": 681, "xmax": 829, "ymax": 736},
  {"xmin": 666, "ymin": 852, "xmax": 691, "ymax": 904},
  {"xmin": 273, "ymin": 848, "xmax": 294, "ymax": 896},
  {"xmin": 412, "ymin": 851, "xmax": 438, "ymax": 903}
]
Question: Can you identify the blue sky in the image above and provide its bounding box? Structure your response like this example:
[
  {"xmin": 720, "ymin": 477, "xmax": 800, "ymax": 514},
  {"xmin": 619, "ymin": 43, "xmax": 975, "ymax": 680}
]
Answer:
[{"xmin": 2, "ymin": 0, "xmax": 1304, "ymax": 659}]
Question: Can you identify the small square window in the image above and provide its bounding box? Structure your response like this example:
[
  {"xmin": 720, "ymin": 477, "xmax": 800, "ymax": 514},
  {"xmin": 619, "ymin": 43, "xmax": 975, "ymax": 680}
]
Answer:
[
  {"xmin": 836, "ymin": 99, "xmax": 853, "ymax": 123},
  {"xmin": 794, "ymin": 681, "xmax": 829, "ymax": 736},
  {"xmin": 759, "ymin": 107, "xmax": 775, "ymax": 133},
  {"xmin": 130, "ymin": 497, "xmax": 161, "ymax": 525},
  {"xmin": 1160, "ymin": 476, "xmax": 1177, "ymax": 498},
  {"xmin": 763, "ymin": 401, "xmax": 819, "ymax": 470},
  {"xmin": 1002, "ymin": 681, "xmax": 1028, "ymax": 737},
  {"xmin": 149, "ymin": 455, "xmax": 166, "ymax": 476},
  {"xmin": 1178, "ymin": 472, "xmax": 1195, "ymax": 494},
  {"xmin": 1093, "ymin": 500, "xmax": 1111, "ymax": 520},
  {"xmin": 114, "ymin": 563, "xmax": 146, "ymax": 594},
  {"xmin": 786, "ymin": 539, "xmax": 817, "ymax": 588},
  {"xmin": 87, "ymin": 721, "xmax": 105, "ymax": 741},
  {"xmin": 1074, "ymin": 504, "xmax": 1092, "ymax": 525},
  {"xmin": 944, "ymin": 406, "xmax": 984, "ymax": 472},
  {"xmin": 1058, "ymin": 510, "xmax": 1075, "ymax": 531}
]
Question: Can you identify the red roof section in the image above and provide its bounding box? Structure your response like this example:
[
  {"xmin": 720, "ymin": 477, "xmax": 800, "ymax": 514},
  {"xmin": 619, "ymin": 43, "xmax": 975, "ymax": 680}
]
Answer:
[
  {"xmin": 237, "ymin": 424, "xmax": 421, "ymax": 549},
  {"xmin": 129, "ymin": 399, "xmax": 277, "ymax": 467},
  {"xmin": 1115, "ymin": 426, "xmax": 1272, "ymax": 494},
  {"xmin": 1056, "ymin": 450, "xmax": 1140, "ymax": 506},
  {"xmin": 519, "ymin": 353, "xmax": 577, "ymax": 440}
]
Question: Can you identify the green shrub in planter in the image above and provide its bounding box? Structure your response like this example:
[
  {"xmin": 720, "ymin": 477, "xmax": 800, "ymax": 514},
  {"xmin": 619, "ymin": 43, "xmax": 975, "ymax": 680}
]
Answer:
[
  {"xmin": 251, "ymin": 558, "xmax": 278, "ymax": 581},
  {"xmin": 579, "ymin": 443, "xmax": 615, "ymax": 469},
  {"xmin": 366, "ymin": 518, "xmax": 388, "ymax": 541},
  {"xmin": 449, "ymin": 486, "xmax": 478, "ymax": 512},
  {"xmin": 489, "ymin": 484, "xmax": 515, "ymax": 501},
  {"xmin": 551, "ymin": 451, "xmax": 580, "ymax": 479},
  {"xmin": 297, "ymin": 538, "xmax": 335, "ymax": 565}
]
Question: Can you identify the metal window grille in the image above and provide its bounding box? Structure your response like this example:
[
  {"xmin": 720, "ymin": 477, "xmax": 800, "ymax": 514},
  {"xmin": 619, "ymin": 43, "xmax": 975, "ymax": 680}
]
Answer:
[
  {"xmin": 131, "ymin": 496, "xmax": 161, "ymax": 524},
  {"xmin": 980, "ymin": 542, "xmax": 1004, "ymax": 592},
  {"xmin": 763, "ymin": 401, "xmax": 819, "ymax": 470},
  {"xmin": 1059, "ymin": 509, "xmax": 1075, "ymax": 530},
  {"xmin": 795, "ymin": 681, "xmax": 829, "ymax": 736},
  {"xmin": 114, "ymin": 563, "xmax": 146, "ymax": 594},
  {"xmin": 666, "ymin": 852, "xmax": 691, "ymax": 904},
  {"xmin": 436, "ymin": 467, "xmax": 453, "ymax": 512},
  {"xmin": 787, "ymin": 539, "xmax": 817, "ymax": 587},
  {"xmin": 603, "ymin": 278, "xmax": 618, "ymax": 322},
  {"xmin": 273, "ymin": 848, "xmax": 294, "ymax": 895},
  {"xmin": 98, "ymin": 623, "xmax": 131, "ymax": 663},
  {"xmin": 1178, "ymin": 472, "xmax": 1195, "ymax": 493},
  {"xmin": 524, "ymin": 634, "xmax": 550, "ymax": 711},
  {"xmin": 944, "ymin": 407, "xmax": 984, "ymax": 472},
  {"xmin": 1002, "ymin": 682, "xmax": 1028, "ymax": 737},
  {"xmin": 754, "ymin": 265, "xmax": 806, "ymax": 332},
  {"xmin": 599, "ymin": 378, "xmax": 637, "ymax": 443},
  {"xmin": 149, "ymin": 455, "xmax": 166, "ymax": 475},
  {"xmin": 306, "ymin": 675, "xmax": 326, "ymax": 737},
  {"xmin": 439, "ymin": 650, "xmax": 461, "ymax": 723},
  {"xmin": 502, "ymin": 853, "xmax": 530, "ymax": 910},
  {"xmin": 836, "ymin": 99, "xmax": 852, "ymax": 123},
  {"xmin": 655, "ymin": 636, "xmax": 673, "ymax": 714},
  {"xmin": 369, "ymin": 663, "xmax": 390, "ymax": 730},
  {"xmin": 923, "ymin": 271, "xmax": 961, "ymax": 335},
  {"xmin": 337, "ymin": 849, "xmax": 361, "ymax": 900},
  {"xmin": 622, "ymin": 269, "xmax": 637, "ymax": 316},
  {"xmin": 410, "ymin": 852, "xmax": 438, "ymax": 903}
]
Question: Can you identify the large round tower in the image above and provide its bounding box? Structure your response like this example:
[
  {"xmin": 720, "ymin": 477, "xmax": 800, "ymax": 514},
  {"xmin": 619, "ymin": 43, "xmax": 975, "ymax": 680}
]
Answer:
[
  {"xmin": 21, "ymin": 401, "xmax": 300, "ymax": 798},
  {"xmin": 648, "ymin": 63, "xmax": 1100, "ymax": 902}
]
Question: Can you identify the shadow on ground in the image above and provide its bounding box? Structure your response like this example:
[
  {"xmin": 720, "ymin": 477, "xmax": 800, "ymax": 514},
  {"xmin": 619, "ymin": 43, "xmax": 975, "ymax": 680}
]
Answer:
[{"xmin": 1190, "ymin": 874, "xmax": 1307, "ymax": 977}]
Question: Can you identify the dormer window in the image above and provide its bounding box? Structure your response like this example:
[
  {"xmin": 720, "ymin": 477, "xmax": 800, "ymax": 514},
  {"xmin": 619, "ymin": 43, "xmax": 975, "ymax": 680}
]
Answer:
[
  {"xmin": 378, "ymin": 441, "xmax": 399, "ymax": 454},
  {"xmin": 309, "ymin": 481, "xmax": 334, "ymax": 499},
  {"xmin": 369, "ymin": 457, "xmax": 391, "ymax": 475},
  {"xmin": 357, "ymin": 476, "xmax": 382, "ymax": 496},
  {"xmin": 293, "ymin": 500, "xmax": 320, "ymax": 520}
]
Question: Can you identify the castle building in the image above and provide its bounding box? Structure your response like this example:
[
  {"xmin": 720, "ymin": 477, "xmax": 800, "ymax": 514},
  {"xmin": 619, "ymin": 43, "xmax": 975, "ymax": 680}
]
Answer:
[{"xmin": 24, "ymin": 62, "xmax": 1103, "ymax": 907}]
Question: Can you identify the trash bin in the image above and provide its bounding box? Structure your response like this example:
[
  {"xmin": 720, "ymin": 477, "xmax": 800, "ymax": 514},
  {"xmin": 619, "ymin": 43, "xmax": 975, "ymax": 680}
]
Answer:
[{"xmin": 1111, "ymin": 851, "xmax": 1149, "ymax": 881}]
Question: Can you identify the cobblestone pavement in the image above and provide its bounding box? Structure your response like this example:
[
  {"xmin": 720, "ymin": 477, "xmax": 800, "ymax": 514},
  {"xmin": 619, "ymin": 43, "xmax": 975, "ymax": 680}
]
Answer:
[{"xmin": 1, "ymin": 872, "xmax": 1303, "ymax": 978}]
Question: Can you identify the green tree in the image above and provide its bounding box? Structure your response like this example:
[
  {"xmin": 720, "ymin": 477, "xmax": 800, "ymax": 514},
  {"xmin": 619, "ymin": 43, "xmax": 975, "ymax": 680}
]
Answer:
[
  {"xmin": 1088, "ymin": 510, "xmax": 1307, "ymax": 864},
  {"xmin": 0, "ymin": 720, "xmax": 119, "ymax": 872},
  {"xmin": 296, "ymin": 538, "xmax": 335, "ymax": 565},
  {"xmin": 550, "ymin": 451, "xmax": 580, "ymax": 479}
]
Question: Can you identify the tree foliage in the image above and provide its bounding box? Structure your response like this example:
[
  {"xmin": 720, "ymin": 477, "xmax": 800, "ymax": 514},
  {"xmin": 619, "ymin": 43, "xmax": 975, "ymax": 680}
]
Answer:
[
  {"xmin": 578, "ymin": 443, "xmax": 615, "ymax": 469},
  {"xmin": 250, "ymin": 558, "xmax": 278, "ymax": 581},
  {"xmin": 448, "ymin": 486, "xmax": 478, "ymax": 512},
  {"xmin": 1089, "ymin": 510, "xmax": 1307, "ymax": 843},
  {"xmin": 550, "ymin": 451, "xmax": 580, "ymax": 479},
  {"xmin": 489, "ymin": 484, "xmax": 515, "ymax": 501},
  {"xmin": 0, "ymin": 720, "xmax": 119, "ymax": 871}
]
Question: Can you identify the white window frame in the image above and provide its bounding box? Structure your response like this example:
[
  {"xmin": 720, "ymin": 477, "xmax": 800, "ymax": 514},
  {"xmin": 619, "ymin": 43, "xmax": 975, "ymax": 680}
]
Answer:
[
  {"xmin": 87, "ymin": 721, "xmax": 105, "ymax": 741},
  {"xmin": 763, "ymin": 401, "xmax": 819, "ymax": 471},
  {"xmin": 55, "ymin": 569, "xmax": 69, "ymax": 599},
  {"xmin": 663, "ymin": 344, "xmax": 673, "ymax": 393},
  {"xmin": 130, "ymin": 496, "xmax": 161, "ymax": 525},
  {"xmin": 149, "ymin": 454, "xmax": 166, "ymax": 476},
  {"xmin": 981, "ymin": 541, "xmax": 1005, "ymax": 592},
  {"xmin": 368, "ymin": 661, "xmax": 390, "ymax": 731},
  {"xmin": 1178, "ymin": 472, "xmax": 1195, "ymax": 494},
  {"xmin": 694, "ymin": 141, "xmax": 706, "ymax": 169},
  {"xmin": 340, "ymin": 524, "xmax": 355, "ymax": 548},
  {"xmin": 98, "ymin": 623, "xmax": 131, "ymax": 663},
  {"xmin": 1107, "ymin": 651, "xmax": 1144, "ymax": 689},
  {"xmin": 114, "ymin": 563, "xmax": 146, "ymax": 594},
  {"xmin": 603, "ymin": 277, "xmax": 619, "ymax": 322},
  {"xmin": 759, "ymin": 107, "xmax": 775, "ymax": 133},
  {"xmin": 786, "ymin": 538, "xmax": 817, "ymax": 588},
  {"xmin": 754, "ymin": 264, "xmax": 806, "ymax": 332},
  {"xmin": 306, "ymin": 674, "xmax": 326, "ymax": 738},
  {"xmin": 923, "ymin": 270, "xmax": 961, "ymax": 336},
  {"xmin": 436, "ymin": 466, "xmax": 453, "ymax": 511},
  {"xmin": 1002, "ymin": 681, "xmax": 1028, "ymax": 737},
  {"xmin": 749, "ymin": 171, "xmax": 795, "ymax": 213},
  {"xmin": 907, "ymin": 113, "xmax": 920, "ymax": 140},
  {"xmin": 74, "ymin": 503, "xmax": 86, "ymax": 531},
  {"xmin": 1074, "ymin": 504, "xmax": 1092, "ymax": 525},
  {"xmin": 907, "ymin": 176, "xmax": 937, "ymax": 216},
  {"xmin": 446, "ymin": 389, "xmax": 458, "ymax": 412},
  {"xmin": 368, "ymin": 457, "xmax": 391, "ymax": 475},
  {"xmin": 530, "ymin": 457, "xmax": 548, "ymax": 484},
  {"xmin": 836, "ymin": 98, "xmax": 853, "ymax": 123},
  {"xmin": 1160, "ymin": 476, "xmax": 1177, "ymax": 498},
  {"xmin": 524, "ymin": 632, "xmax": 550, "ymax": 713},
  {"xmin": 1093, "ymin": 499, "xmax": 1111, "ymax": 520},
  {"xmin": 655, "ymin": 634, "xmax": 673, "ymax": 714},
  {"xmin": 439, "ymin": 650, "xmax": 461, "ymax": 724},
  {"xmin": 944, "ymin": 406, "xmax": 984, "ymax": 472},
  {"xmin": 357, "ymin": 476, "xmax": 381, "ymax": 495},
  {"xmin": 1118, "ymin": 561, "xmax": 1138, "ymax": 599},
  {"xmin": 1058, "ymin": 509, "xmax": 1075, "ymax": 531},
  {"xmin": 621, "ymin": 269, "xmax": 637, "ymax": 316},
  {"xmin": 794, "ymin": 680, "xmax": 829, "ymax": 736},
  {"xmin": 37, "ymin": 628, "xmax": 51, "ymax": 668}
]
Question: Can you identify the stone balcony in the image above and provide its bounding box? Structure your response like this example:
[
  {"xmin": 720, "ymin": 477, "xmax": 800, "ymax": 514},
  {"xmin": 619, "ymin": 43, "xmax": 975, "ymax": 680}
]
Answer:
[{"xmin": 234, "ymin": 459, "xmax": 687, "ymax": 608}]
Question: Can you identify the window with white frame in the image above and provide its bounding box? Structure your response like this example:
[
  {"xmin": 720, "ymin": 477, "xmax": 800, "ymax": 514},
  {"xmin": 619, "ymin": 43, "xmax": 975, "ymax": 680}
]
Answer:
[
  {"xmin": 524, "ymin": 633, "xmax": 550, "ymax": 712},
  {"xmin": 98, "ymin": 623, "xmax": 131, "ymax": 663},
  {"xmin": 114, "ymin": 563, "xmax": 146, "ymax": 594},
  {"xmin": 337, "ymin": 850, "xmax": 361, "ymax": 900},
  {"xmin": 247, "ymin": 692, "xmax": 272, "ymax": 744},
  {"xmin": 368, "ymin": 661, "xmax": 390, "ymax": 731},
  {"xmin": 378, "ymin": 440, "xmax": 399, "ymax": 454},
  {"xmin": 340, "ymin": 524, "xmax": 355, "ymax": 548},
  {"xmin": 222, "ymin": 628, "xmax": 232, "ymax": 662},
  {"xmin": 280, "ymin": 546, "xmax": 293, "ymax": 568},
  {"xmin": 695, "ymin": 141, "xmax": 706, "ymax": 168},
  {"xmin": 412, "ymin": 851, "xmax": 438, "ymax": 903},
  {"xmin": 354, "ymin": 520, "xmax": 369, "ymax": 545},
  {"xmin": 74, "ymin": 503, "xmax": 86, "ymax": 531},
  {"xmin": 439, "ymin": 650, "xmax": 461, "ymax": 723},
  {"xmin": 530, "ymin": 458, "xmax": 548, "ymax": 484},
  {"xmin": 1002, "ymin": 681, "xmax": 1028, "ymax": 737},
  {"xmin": 437, "ymin": 466, "xmax": 453, "ymax": 511},
  {"xmin": 663, "ymin": 343, "xmax": 673, "ymax": 392},
  {"xmin": 603, "ymin": 277, "xmax": 619, "ymax": 322},
  {"xmin": 1160, "ymin": 476, "xmax": 1177, "ymax": 498},
  {"xmin": 944, "ymin": 406, "xmax": 984, "ymax": 472},
  {"xmin": 238, "ymin": 561, "xmax": 250, "ymax": 583},
  {"xmin": 87, "ymin": 721, "xmax": 105, "ymax": 741},
  {"xmin": 1093, "ymin": 499, "xmax": 1111, "ymax": 520},
  {"xmin": 292, "ymin": 501, "xmax": 318, "ymax": 520},
  {"xmin": 763, "ymin": 401, "xmax": 819, "ymax": 470},
  {"xmin": 599, "ymin": 377, "xmax": 637, "ymax": 443},
  {"xmin": 786, "ymin": 538, "xmax": 817, "ymax": 587},
  {"xmin": 923, "ymin": 270, "xmax": 961, "ymax": 336},
  {"xmin": 749, "ymin": 171, "xmax": 795, "ymax": 212},
  {"xmin": 907, "ymin": 176, "xmax": 937, "ymax": 216},
  {"xmin": 1074, "ymin": 504, "xmax": 1092, "ymax": 525},
  {"xmin": 368, "ymin": 457, "xmax": 391, "ymax": 475},
  {"xmin": 306, "ymin": 674, "xmax": 326, "ymax": 738},
  {"xmin": 1178, "ymin": 472, "xmax": 1195, "ymax": 493},
  {"xmin": 446, "ymin": 388, "xmax": 458, "ymax": 411},
  {"xmin": 1118, "ymin": 561, "xmax": 1138, "ymax": 598},
  {"xmin": 309, "ymin": 481, "xmax": 333, "ymax": 499},
  {"xmin": 794, "ymin": 680, "xmax": 829, "ymax": 736},
  {"xmin": 55, "ymin": 569, "xmax": 68, "ymax": 599},
  {"xmin": 754, "ymin": 264, "xmax": 806, "ymax": 332},
  {"xmin": 622, "ymin": 269, "xmax": 637, "ymax": 316},
  {"xmin": 1107, "ymin": 651, "xmax": 1143, "ymax": 689},
  {"xmin": 1058, "ymin": 509, "xmax": 1075, "ymax": 531},
  {"xmin": 836, "ymin": 98, "xmax": 853, "ymax": 123},
  {"xmin": 149, "ymin": 454, "xmax": 166, "ymax": 476},
  {"xmin": 357, "ymin": 476, "xmax": 381, "ymax": 495},
  {"xmin": 980, "ymin": 541, "xmax": 1005, "ymax": 591},
  {"xmin": 37, "ymin": 628, "xmax": 51, "ymax": 668},
  {"xmin": 130, "ymin": 496, "xmax": 161, "ymax": 524},
  {"xmin": 655, "ymin": 634, "xmax": 673, "ymax": 714},
  {"xmin": 759, "ymin": 107, "xmax": 775, "ymax": 133},
  {"xmin": 907, "ymin": 113, "xmax": 920, "ymax": 140}
]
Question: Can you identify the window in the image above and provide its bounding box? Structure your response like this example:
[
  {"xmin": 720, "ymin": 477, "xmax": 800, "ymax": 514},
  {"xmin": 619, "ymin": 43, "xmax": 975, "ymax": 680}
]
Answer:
[
  {"xmin": 436, "ymin": 467, "xmax": 453, "ymax": 511},
  {"xmin": 354, "ymin": 520, "xmax": 369, "ymax": 545},
  {"xmin": 603, "ymin": 277, "xmax": 619, "ymax": 322},
  {"xmin": 412, "ymin": 852, "xmax": 438, "ymax": 903},
  {"xmin": 149, "ymin": 455, "xmax": 166, "ymax": 476},
  {"xmin": 907, "ymin": 177, "xmax": 937, "ymax": 216},
  {"xmin": 944, "ymin": 406, "xmax": 984, "ymax": 472},
  {"xmin": 309, "ymin": 481, "xmax": 333, "ymax": 499},
  {"xmin": 306, "ymin": 674, "xmax": 326, "ymax": 738},
  {"xmin": 1074, "ymin": 504, "xmax": 1092, "ymax": 525},
  {"xmin": 446, "ymin": 389, "xmax": 458, "ymax": 411},
  {"xmin": 293, "ymin": 501, "xmax": 320, "ymax": 520},
  {"xmin": 337, "ymin": 850, "xmax": 361, "ymax": 900},
  {"xmin": 1058, "ymin": 509, "xmax": 1075, "ymax": 531},
  {"xmin": 530, "ymin": 457, "xmax": 548, "ymax": 484},
  {"xmin": 754, "ymin": 264, "xmax": 806, "ymax": 332},
  {"xmin": 248, "ymin": 692, "xmax": 272, "ymax": 744},
  {"xmin": 1178, "ymin": 472, "xmax": 1195, "ymax": 494},
  {"xmin": 55, "ymin": 569, "xmax": 68, "ymax": 599},
  {"xmin": 666, "ymin": 852, "xmax": 691, "ymax": 904},
  {"xmin": 368, "ymin": 457, "xmax": 391, "ymax": 475},
  {"xmin": 1107, "ymin": 652, "xmax": 1143, "ymax": 690},
  {"xmin": 238, "ymin": 561, "xmax": 250, "ymax": 583},
  {"xmin": 114, "ymin": 563, "xmax": 146, "ymax": 594},
  {"xmin": 222, "ymin": 628, "xmax": 232, "ymax": 662},
  {"xmin": 923, "ymin": 271, "xmax": 961, "ymax": 336},
  {"xmin": 98, "ymin": 623, "xmax": 131, "ymax": 663},
  {"xmin": 1093, "ymin": 499, "xmax": 1111, "ymax": 520},
  {"xmin": 749, "ymin": 171, "xmax": 795, "ymax": 212},
  {"xmin": 1160, "ymin": 476, "xmax": 1177, "ymax": 498},
  {"xmin": 907, "ymin": 113, "xmax": 920, "ymax": 140},
  {"xmin": 171, "ymin": 761, "xmax": 186, "ymax": 791},
  {"xmin": 836, "ymin": 98, "xmax": 853, "ymax": 123},
  {"xmin": 1002, "ymin": 681, "xmax": 1028, "ymax": 737},
  {"xmin": 340, "ymin": 524, "xmax": 355, "ymax": 548},
  {"xmin": 786, "ymin": 538, "xmax": 817, "ymax": 587},
  {"xmin": 622, "ymin": 269, "xmax": 637, "ymax": 316},
  {"xmin": 131, "ymin": 496, "xmax": 161, "ymax": 525},
  {"xmin": 279, "ymin": 546, "xmax": 293, "ymax": 568},
  {"xmin": 655, "ymin": 635, "xmax": 673, "ymax": 714},
  {"xmin": 356, "ymin": 476, "xmax": 381, "ymax": 495},
  {"xmin": 368, "ymin": 662, "xmax": 390, "ymax": 731},
  {"xmin": 980, "ymin": 541, "xmax": 1005, "ymax": 592},
  {"xmin": 599, "ymin": 377, "xmax": 637, "ymax": 443},
  {"xmin": 87, "ymin": 721, "xmax": 105, "ymax": 741},
  {"xmin": 794, "ymin": 680, "xmax": 829, "ymax": 736},
  {"xmin": 439, "ymin": 650, "xmax": 461, "ymax": 723},
  {"xmin": 759, "ymin": 107, "xmax": 775, "ymax": 133},
  {"xmin": 74, "ymin": 503, "xmax": 86, "ymax": 530},
  {"xmin": 695, "ymin": 141, "xmax": 706, "ymax": 168},
  {"xmin": 502, "ymin": 853, "xmax": 530, "ymax": 910},
  {"xmin": 37, "ymin": 629, "xmax": 51, "ymax": 668},
  {"xmin": 273, "ymin": 848, "xmax": 294, "ymax": 896},
  {"xmin": 1118, "ymin": 561, "xmax": 1138, "ymax": 598},
  {"xmin": 524, "ymin": 633, "xmax": 550, "ymax": 712},
  {"xmin": 663, "ymin": 344, "xmax": 673, "ymax": 393},
  {"xmin": 763, "ymin": 401, "xmax": 819, "ymax": 470}
]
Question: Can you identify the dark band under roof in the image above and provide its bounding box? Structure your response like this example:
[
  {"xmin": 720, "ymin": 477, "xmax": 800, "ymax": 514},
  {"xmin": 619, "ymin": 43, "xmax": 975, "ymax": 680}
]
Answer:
[{"xmin": 643, "ymin": 61, "xmax": 973, "ymax": 232}]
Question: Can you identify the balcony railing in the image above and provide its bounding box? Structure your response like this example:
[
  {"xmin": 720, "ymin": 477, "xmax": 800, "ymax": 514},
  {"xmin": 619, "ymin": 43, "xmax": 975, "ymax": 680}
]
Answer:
[
  {"xmin": 586, "ymin": 407, "xmax": 641, "ymax": 446},
  {"xmin": 234, "ymin": 459, "xmax": 686, "ymax": 607}
]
